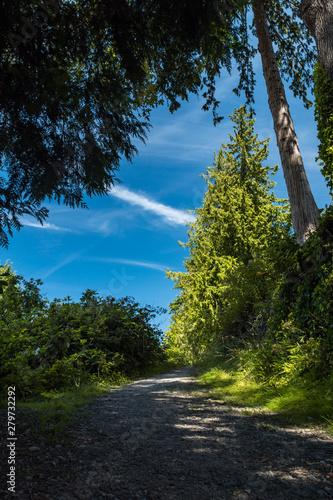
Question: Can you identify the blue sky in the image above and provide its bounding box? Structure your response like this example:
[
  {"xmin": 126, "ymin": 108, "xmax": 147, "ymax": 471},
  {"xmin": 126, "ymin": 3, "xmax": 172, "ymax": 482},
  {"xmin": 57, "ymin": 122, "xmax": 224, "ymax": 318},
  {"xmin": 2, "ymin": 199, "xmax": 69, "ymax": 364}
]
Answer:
[{"xmin": 1, "ymin": 59, "xmax": 331, "ymax": 332}]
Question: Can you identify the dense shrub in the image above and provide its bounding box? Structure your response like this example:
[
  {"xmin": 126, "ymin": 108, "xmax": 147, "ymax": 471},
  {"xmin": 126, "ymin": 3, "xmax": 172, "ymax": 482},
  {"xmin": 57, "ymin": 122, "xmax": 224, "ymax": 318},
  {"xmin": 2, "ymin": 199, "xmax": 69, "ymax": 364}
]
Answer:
[
  {"xmin": 241, "ymin": 335, "xmax": 332, "ymax": 387},
  {"xmin": 0, "ymin": 272, "xmax": 166, "ymax": 396},
  {"xmin": 266, "ymin": 206, "xmax": 333, "ymax": 339},
  {"xmin": 248, "ymin": 206, "xmax": 333, "ymax": 383}
]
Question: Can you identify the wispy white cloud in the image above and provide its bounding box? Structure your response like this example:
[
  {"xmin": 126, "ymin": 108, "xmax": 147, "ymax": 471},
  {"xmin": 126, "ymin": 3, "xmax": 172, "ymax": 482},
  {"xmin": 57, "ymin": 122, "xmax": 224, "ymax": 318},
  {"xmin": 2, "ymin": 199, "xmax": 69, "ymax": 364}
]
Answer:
[
  {"xmin": 42, "ymin": 252, "xmax": 83, "ymax": 279},
  {"xmin": 137, "ymin": 71, "xmax": 241, "ymax": 162},
  {"xmin": 83, "ymin": 207, "xmax": 135, "ymax": 236},
  {"xmin": 21, "ymin": 205, "xmax": 132, "ymax": 237},
  {"xmin": 88, "ymin": 257, "xmax": 168, "ymax": 273},
  {"xmin": 110, "ymin": 186, "xmax": 196, "ymax": 225},
  {"xmin": 21, "ymin": 219, "xmax": 72, "ymax": 232}
]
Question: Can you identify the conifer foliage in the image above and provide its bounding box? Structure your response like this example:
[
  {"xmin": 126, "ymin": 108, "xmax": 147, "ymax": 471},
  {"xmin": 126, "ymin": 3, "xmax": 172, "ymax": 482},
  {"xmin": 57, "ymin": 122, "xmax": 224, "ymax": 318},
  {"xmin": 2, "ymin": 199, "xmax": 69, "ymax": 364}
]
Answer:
[{"xmin": 165, "ymin": 107, "xmax": 293, "ymax": 361}]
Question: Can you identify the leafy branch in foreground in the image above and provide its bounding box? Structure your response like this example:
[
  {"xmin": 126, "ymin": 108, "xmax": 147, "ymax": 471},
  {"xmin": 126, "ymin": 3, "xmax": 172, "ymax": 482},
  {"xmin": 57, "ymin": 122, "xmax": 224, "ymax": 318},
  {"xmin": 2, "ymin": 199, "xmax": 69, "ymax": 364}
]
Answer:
[{"xmin": 0, "ymin": 1, "xmax": 321, "ymax": 246}]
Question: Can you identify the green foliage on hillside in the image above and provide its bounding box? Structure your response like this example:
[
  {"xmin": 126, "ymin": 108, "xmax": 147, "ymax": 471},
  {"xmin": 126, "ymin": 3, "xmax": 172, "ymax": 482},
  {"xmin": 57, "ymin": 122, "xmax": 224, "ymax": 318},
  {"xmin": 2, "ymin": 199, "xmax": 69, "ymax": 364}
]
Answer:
[
  {"xmin": 0, "ymin": 269, "xmax": 166, "ymax": 397},
  {"xmin": 164, "ymin": 106, "xmax": 333, "ymax": 410},
  {"xmin": 253, "ymin": 205, "xmax": 333, "ymax": 385}
]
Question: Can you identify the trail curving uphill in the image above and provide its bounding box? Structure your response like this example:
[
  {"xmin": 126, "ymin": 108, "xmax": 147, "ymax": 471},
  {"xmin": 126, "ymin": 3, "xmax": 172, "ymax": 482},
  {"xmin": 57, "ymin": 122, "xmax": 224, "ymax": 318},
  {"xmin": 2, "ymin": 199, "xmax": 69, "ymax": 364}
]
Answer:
[{"xmin": 2, "ymin": 367, "xmax": 333, "ymax": 499}]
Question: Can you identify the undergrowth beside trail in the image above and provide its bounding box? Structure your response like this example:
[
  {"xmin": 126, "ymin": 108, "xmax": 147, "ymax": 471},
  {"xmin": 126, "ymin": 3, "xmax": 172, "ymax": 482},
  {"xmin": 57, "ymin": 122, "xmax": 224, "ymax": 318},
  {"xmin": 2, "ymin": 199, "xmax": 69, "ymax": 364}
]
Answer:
[
  {"xmin": 0, "ymin": 360, "xmax": 180, "ymax": 444},
  {"xmin": 195, "ymin": 353, "xmax": 333, "ymax": 435},
  {"xmin": 1, "ymin": 377, "xmax": 125, "ymax": 444}
]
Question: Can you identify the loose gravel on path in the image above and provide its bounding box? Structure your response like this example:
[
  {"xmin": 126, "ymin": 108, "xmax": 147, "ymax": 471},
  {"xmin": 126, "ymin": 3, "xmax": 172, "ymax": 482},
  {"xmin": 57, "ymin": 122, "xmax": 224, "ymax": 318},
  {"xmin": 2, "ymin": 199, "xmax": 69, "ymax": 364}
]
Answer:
[{"xmin": 1, "ymin": 367, "xmax": 333, "ymax": 499}]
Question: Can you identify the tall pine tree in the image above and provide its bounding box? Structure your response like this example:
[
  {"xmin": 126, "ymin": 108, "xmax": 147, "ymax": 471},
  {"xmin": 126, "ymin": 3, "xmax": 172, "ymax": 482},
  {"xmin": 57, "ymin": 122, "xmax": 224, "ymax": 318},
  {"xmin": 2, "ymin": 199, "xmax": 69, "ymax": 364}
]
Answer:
[{"xmin": 166, "ymin": 106, "xmax": 293, "ymax": 360}]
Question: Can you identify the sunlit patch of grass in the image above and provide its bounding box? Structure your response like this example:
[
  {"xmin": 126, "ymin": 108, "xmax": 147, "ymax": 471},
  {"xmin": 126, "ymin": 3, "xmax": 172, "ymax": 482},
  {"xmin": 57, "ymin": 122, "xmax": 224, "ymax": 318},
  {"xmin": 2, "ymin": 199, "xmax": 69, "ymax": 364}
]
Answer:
[
  {"xmin": 265, "ymin": 382, "xmax": 333, "ymax": 428},
  {"xmin": 197, "ymin": 356, "xmax": 279, "ymax": 406},
  {"xmin": 196, "ymin": 354, "xmax": 333, "ymax": 435}
]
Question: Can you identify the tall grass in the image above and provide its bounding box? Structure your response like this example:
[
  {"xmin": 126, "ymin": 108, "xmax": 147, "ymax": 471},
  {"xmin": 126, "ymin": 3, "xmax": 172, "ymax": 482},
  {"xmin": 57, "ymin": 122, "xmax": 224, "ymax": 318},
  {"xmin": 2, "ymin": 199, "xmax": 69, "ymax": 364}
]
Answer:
[{"xmin": 196, "ymin": 353, "xmax": 333, "ymax": 435}]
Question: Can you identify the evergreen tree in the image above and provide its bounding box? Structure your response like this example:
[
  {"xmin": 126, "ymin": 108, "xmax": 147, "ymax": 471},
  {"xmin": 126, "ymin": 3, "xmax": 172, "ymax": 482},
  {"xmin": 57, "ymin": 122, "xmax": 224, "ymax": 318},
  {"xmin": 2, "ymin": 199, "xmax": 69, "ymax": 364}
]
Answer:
[{"xmin": 166, "ymin": 106, "xmax": 293, "ymax": 360}]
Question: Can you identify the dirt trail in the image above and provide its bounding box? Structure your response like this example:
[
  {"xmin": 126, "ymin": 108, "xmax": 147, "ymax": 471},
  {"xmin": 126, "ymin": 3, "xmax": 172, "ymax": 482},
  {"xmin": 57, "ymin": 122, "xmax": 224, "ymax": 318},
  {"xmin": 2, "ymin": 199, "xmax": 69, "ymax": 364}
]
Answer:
[{"xmin": 1, "ymin": 367, "xmax": 333, "ymax": 499}]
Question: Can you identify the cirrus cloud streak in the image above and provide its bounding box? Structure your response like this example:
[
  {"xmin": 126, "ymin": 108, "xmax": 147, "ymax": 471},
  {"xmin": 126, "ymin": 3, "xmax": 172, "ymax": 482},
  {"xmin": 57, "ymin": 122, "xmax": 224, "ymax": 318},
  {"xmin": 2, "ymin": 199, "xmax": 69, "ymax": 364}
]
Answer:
[{"xmin": 110, "ymin": 186, "xmax": 195, "ymax": 225}]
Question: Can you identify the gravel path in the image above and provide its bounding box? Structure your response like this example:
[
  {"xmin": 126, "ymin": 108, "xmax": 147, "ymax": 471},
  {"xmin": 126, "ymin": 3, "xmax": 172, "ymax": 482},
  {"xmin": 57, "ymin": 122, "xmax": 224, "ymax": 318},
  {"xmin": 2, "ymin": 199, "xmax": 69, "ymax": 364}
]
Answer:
[{"xmin": 1, "ymin": 367, "xmax": 333, "ymax": 499}]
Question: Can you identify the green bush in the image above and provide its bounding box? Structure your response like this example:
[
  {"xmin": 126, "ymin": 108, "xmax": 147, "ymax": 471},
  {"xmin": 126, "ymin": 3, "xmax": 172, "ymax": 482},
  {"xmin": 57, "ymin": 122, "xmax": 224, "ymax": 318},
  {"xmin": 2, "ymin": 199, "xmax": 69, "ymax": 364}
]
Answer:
[
  {"xmin": 43, "ymin": 355, "xmax": 88, "ymax": 390},
  {"xmin": 242, "ymin": 209, "xmax": 333, "ymax": 383},
  {"xmin": 0, "ymin": 273, "xmax": 166, "ymax": 395},
  {"xmin": 241, "ymin": 335, "xmax": 332, "ymax": 386},
  {"xmin": 266, "ymin": 206, "xmax": 333, "ymax": 345}
]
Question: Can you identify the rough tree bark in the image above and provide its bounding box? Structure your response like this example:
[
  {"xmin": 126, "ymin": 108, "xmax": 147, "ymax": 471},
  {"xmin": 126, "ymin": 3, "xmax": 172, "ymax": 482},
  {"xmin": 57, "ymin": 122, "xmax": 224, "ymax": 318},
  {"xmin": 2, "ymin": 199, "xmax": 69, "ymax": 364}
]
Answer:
[
  {"xmin": 300, "ymin": 0, "xmax": 333, "ymax": 81},
  {"xmin": 252, "ymin": 0, "xmax": 319, "ymax": 245}
]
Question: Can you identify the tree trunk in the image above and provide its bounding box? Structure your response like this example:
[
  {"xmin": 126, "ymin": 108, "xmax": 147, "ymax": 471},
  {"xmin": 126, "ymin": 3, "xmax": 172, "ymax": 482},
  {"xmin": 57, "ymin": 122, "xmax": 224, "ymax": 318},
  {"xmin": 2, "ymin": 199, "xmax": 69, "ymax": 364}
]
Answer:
[
  {"xmin": 252, "ymin": 0, "xmax": 319, "ymax": 245},
  {"xmin": 300, "ymin": 0, "xmax": 333, "ymax": 81}
]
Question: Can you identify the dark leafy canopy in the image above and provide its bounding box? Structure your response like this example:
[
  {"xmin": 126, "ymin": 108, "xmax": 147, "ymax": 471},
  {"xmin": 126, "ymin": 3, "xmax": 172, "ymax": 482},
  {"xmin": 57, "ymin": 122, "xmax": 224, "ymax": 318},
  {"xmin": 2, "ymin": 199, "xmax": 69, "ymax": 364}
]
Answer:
[
  {"xmin": 0, "ymin": 0, "xmax": 316, "ymax": 247},
  {"xmin": 0, "ymin": 0, "xmax": 242, "ymax": 247},
  {"xmin": 0, "ymin": 0, "xmax": 150, "ymax": 247}
]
